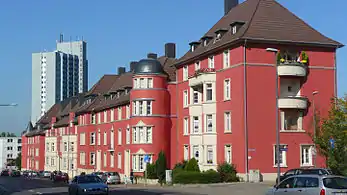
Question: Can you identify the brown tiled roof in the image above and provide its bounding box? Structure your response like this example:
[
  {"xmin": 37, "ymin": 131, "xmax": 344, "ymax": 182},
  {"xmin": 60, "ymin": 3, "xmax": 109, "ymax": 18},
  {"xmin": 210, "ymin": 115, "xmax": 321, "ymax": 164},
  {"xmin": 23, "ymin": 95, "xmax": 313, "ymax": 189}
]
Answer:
[
  {"xmin": 174, "ymin": 0, "xmax": 343, "ymax": 66},
  {"xmin": 158, "ymin": 56, "xmax": 177, "ymax": 81},
  {"xmin": 94, "ymin": 93, "xmax": 130, "ymax": 112},
  {"xmin": 54, "ymin": 116, "xmax": 70, "ymax": 128},
  {"xmin": 109, "ymin": 72, "xmax": 133, "ymax": 92},
  {"xmin": 36, "ymin": 103, "xmax": 61, "ymax": 125},
  {"xmin": 85, "ymin": 75, "xmax": 119, "ymax": 96}
]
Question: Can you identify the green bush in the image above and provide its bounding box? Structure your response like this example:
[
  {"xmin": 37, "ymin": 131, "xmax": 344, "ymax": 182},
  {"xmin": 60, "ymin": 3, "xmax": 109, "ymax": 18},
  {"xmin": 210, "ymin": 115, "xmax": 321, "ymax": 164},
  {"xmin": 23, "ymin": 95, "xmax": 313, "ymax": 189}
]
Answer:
[
  {"xmin": 184, "ymin": 158, "xmax": 200, "ymax": 172},
  {"xmin": 156, "ymin": 151, "xmax": 167, "ymax": 185},
  {"xmin": 146, "ymin": 163, "xmax": 158, "ymax": 179},
  {"xmin": 173, "ymin": 169, "xmax": 220, "ymax": 184},
  {"xmin": 217, "ymin": 162, "xmax": 239, "ymax": 182}
]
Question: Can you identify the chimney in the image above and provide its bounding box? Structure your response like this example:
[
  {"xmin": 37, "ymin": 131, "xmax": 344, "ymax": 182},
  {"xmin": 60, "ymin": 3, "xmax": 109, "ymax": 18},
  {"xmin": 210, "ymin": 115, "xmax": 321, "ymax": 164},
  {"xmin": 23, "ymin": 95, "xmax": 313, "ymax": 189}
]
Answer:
[
  {"xmin": 130, "ymin": 61, "xmax": 138, "ymax": 72},
  {"xmin": 224, "ymin": 0, "xmax": 238, "ymax": 15},
  {"xmin": 118, "ymin": 67, "xmax": 126, "ymax": 75},
  {"xmin": 147, "ymin": 53, "xmax": 157, "ymax": 59},
  {"xmin": 165, "ymin": 43, "xmax": 176, "ymax": 58}
]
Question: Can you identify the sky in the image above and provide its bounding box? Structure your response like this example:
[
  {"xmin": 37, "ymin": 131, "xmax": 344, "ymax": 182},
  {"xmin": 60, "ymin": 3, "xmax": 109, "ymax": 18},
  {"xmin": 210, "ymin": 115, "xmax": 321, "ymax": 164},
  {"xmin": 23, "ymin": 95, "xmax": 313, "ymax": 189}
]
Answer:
[{"xmin": 0, "ymin": 0, "xmax": 345, "ymax": 135}]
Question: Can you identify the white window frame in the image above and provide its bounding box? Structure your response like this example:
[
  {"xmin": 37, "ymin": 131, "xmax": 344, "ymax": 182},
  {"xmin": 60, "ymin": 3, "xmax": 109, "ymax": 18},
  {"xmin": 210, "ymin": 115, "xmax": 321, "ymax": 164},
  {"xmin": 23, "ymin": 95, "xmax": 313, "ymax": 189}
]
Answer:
[
  {"xmin": 140, "ymin": 78, "xmax": 145, "ymax": 88},
  {"xmin": 192, "ymin": 145, "xmax": 199, "ymax": 163},
  {"xmin": 224, "ymin": 79, "xmax": 231, "ymax": 100},
  {"xmin": 90, "ymin": 132, "xmax": 95, "ymax": 145},
  {"xmin": 195, "ymin": 61, "xmax": 200, "ymax": 70},
  {"xmin": 225, "ymin": 145, "xmax": 232, "ymax": 164},
  {"xmin": 301, "ymin": 145, "xmax": 314, "ymax": 167},
  {"xmin": 51, "ymin": 143, "xmax": 55, "ymax": 152},
  {"xmin": 273, "ymin": 144, "xmax": 287, "ymax": 167},
  {"xmin": 146, "ymin": 101, "xmax": 152, "ymax": 115},
  {"xmin": 80, "ymin": 152, "xmax": 86, "ymax": 165},
  {"xmin": 80, "ymin": 133, "xmax": 86, "ymax": 145},
  {"xmin": 110, "ymin": 153, "xmax": 114, "ymax": 167},
  {"xmin": 139, "ymin": 101, "xmax": 143, "ymax": 115},
  {"xmin": 184, "ymin": 145, "xmax": 189, "ymax": 161},
  {"xmin": 183, "ymin": 118, "xmax": 189, "ymax": 135},
  {"xmin": 90, "ymin": 152, "xmax": 95, "ymax": 165},
  {"xmin": 118, "ymin": 153, "xmax": 122, "ymax": 169},
  {"xmin": 205, "ymin": 83, "xmax": 213, "ymax": 101},
  {"xmin": 223, "ymin": 50, "xmax": 230, "ymax": 68},
  {"xmin": 224, "ymin": 112, "xmax": 232, "ymax": 132},
  {"xmin": 208, "ymin": 56, "xmax": 214, "ymax": 68},
  {"xmin": 111, "ymin": 108, "xmax": 114, "ymax": 121},
  {"xmin": 97, "ymin": 131, "xmax": 101, "ymax": 145},
  {"xmin": 91, "ymin": 114, "xmax": 96, "ymax": 124},
  {"xmin": 183, "ymin": 90, "xmax": 188, "ymax": 107},
  {"xmin": 232, "ymin": 26, "xmax": 237, "ymax": 34},
  {"xmin": 147, "ymin": 78, "xmax": 153, "ymax": 88},
  {"xmin": 118, "ymin": 107, "xmax": 122, "ymax": 120},
  {"xmin": 126, "ymin": 105, "xmax": 130, "ymax": 119},
  {"xmin": 206, "ymin": 114, "xmax": 213, "ymax": 132},
  {"xmin": 118, "ymin": 129, "xmax": 122, "ymax": 145},
  {"xmin": 126, "ymin": 128, "xmax": 130, "ymax": 144},
  {"xmin": 206, "ymin": 145, "xmax": 213, "ymax": 164},
  {"xmin": 192, "ymin": 116, "xmax": 199, "ymax": 134},
  {"xmin": 146, "ymin": 127, "xmax": 152, "ymax": 143},
  {"xmin": 193, "ymin": 89, "xmax": 199, "ymax": 104},
  {"xmin": 133, "ymin": 78, "xmax": 138, "ymax": 88},
  {"xmin": 98, "ymin": 113, "xmax": 101, "ymax": 124},
  {"xmin": 104, "ymin": 111, "xmax": 107, "ymax": 123},
  {"xmin": 104, "ymin": 132, "xmax": 107, "ymax": 145},
  {"xmin": 103, "ymin": 152, "xmax": 107, "ymax": 167},
  {"xmin": 183, "ymin": 66, "xmax": 188, "ymax": 81},
  {"xmin": 133, "ymin": 102, "xmax": 137, "ymax": 116}
]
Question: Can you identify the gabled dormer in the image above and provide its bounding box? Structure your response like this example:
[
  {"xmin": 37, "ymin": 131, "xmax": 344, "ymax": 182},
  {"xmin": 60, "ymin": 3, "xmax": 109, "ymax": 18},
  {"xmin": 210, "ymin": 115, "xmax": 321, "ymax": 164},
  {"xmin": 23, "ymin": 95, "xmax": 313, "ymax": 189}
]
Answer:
[
  {"xmin": 230, "ymin": 21, "xmax": 245, "ymax": 35},
  {"xmin": 189, "ymin": 41, "xmax": 201, "ymax": 52},
  {"xmin": 214, "ymin": 28, "xmax": 228, "ymax": 43},
  {"xmin": 201, "ymin": 35, "xmax": 213, "ymax": 47}
]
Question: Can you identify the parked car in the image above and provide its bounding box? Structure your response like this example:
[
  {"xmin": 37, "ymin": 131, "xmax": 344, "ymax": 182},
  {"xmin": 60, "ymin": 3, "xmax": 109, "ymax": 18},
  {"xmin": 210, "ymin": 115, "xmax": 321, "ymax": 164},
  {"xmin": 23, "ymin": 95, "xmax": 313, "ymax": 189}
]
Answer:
[
  {"xmin": 21, "ymin": 171, "xmax": 28, "ymax": 177},
  {"xmin": 53, "ymin": 172, "xmax": 69, "ymax": 183},
  {"xmin": 10, "ymin": 170, "xmax": 20, "ymax": 177},
  {"xmin": 276, "ymin": 168, "xmax": 332, "ymax": 184},
  {"xmin": 92, "ymin": 172, "xmax": 104, "ymax": 179},
  {"xmin": 102, "ymin": 172, "xmax": 121, "ymax": 184},
  {"xmin": 28, "ymin": 171, "xmax": 38, "ymax": 177},
  {"xmin": 267, "ymin": 174, "xmax": 347, "ymax": 195},
  {"xmin": 68, "ymin": 175, "xmax": 108, "ymax": 195},
  {"xmin": 1, "ymin": 170, "xmax": 9, "ymax": 176},
  {"xmin": 43, "ymin": 171, "xmax": 51, "ymax": 178}
]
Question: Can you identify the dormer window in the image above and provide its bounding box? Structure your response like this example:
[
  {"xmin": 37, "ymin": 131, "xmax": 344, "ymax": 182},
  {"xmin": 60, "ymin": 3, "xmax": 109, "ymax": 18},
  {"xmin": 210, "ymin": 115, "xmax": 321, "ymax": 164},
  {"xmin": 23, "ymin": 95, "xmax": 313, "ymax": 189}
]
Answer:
[
  {"xmin": 189, "ymin": 41, "xmax": 200, "ymax": 52},
  {"xmin": 230, "ymin": 21, "xmax": 245, "ymax": 35},
  {"xmin": 201, "ymin": 36, "xmax": 213, "ymax": 47},
  {"xmin": 214, "ymin": 29, "xmax": 228, "ymax": 43},
  {"xmin": 195, "ymin": 61, "xmax": 200, "ymax": 71}
]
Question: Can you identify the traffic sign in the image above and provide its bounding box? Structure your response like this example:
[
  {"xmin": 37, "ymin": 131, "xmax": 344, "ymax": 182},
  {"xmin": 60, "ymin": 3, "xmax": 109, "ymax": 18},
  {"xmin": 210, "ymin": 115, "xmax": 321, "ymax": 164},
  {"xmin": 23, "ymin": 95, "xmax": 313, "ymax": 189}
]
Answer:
[
  {"xmin": 329, "ymin": 138, "xmax": 335, "ymax": 149},
  {"xmin": 144, "ymin": 155, "xmax": 151, "ymax": 163}
]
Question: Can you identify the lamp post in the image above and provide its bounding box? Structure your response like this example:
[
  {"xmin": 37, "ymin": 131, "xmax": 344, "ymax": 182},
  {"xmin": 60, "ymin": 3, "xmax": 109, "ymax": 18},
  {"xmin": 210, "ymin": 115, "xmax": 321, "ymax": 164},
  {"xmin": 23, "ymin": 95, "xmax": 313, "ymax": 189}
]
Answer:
[
  {"xmin": 266, "ymin": 48, "xmax": 281, "ymax": 185},
  {"xmin": 312, "ymin": 91, "xmax": 319, "ymax": 167}
]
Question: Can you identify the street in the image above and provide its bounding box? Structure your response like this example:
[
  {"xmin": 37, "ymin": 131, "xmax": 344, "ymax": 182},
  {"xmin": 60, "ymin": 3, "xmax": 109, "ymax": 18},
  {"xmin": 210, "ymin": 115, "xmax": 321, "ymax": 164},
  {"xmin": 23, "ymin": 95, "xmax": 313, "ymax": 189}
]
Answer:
[{"xmin": 0, "ymin": 176, "xmax": 273, "ymax": 195}]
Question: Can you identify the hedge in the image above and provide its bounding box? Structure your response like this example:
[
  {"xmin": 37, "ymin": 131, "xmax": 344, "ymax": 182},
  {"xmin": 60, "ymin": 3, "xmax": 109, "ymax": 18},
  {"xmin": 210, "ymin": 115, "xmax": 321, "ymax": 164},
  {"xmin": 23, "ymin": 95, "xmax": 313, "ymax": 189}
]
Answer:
[{"xmin": 173, "ymin": 170, "xmax": 221, "ymax": 184}]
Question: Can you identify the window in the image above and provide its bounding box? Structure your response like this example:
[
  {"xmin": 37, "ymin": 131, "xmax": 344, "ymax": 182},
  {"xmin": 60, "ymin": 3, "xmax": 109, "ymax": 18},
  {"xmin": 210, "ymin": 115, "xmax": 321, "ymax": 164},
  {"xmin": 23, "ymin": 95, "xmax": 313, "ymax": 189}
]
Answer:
[
  {"xmin": 274, "ymin": 145, "xmax": 287, "ymax": 167},
  {"xmin": 232, "ymin": 26, "xmax": 237, "ymax": 34},
  {"xmin": 208, "ymin": 56, "xmax": 214, "ymax": 68},
  {"xmin": 70, "ymin": 142, "xmax": 74, "ymax": 152},
  {"xmin": 90, "ymin": 152, "xmax": 95, "ymax": 165},
  {"xmin": 183, "ymin": 90, "xmax": 188, "ymax": 107},
  {"xmin": 126, "ymin": 105, "xmax": 130, "ymax": 119},
  {"xmin": 134, "ymin": 78, "xmax": 138, "ymax": 88},
  {"xmin": 278, "ymin": 177, "xmax": 295, "ymax": 189},
  {"xmin": 64, "ymin": 142, "xmax": 68, "ymax": 152},
  {"xmin": 18, "ymin": 146, "xmax": 21, "ymax": 151},
  {"xmin": 206, "ymin": 83, "xmax": 213, "ymax": 101},
  {"xmin": 104, "ymin": 152, "xmax": 107, "ymax": 167},
  {"xmin": 147, "ymin": 78, "xmax": 153, "ymax": 88},
  {"xmin": 111, "ymin": 109, "xmax": 114, "ymax": 121},
  {"xmin": 281, "ymin": 111, "xmax": 303, "ymax": 131},
  {"xmin": 91, "ymin": 114, "xmax": 96, "ymax": 124},
  {"xmin": 146, "ymin": 127, "xmax": 152, "ymax": 143},
  {"xmin": 51, "ymin": 158, "xmax": 55, "ymax": 166},
  {"xmin": 195, "ymin": 61, "xmax": 200, "ymax": 70},
  {"xmin": 90, "ymin": 132, "xmax": 95, "ymax": 145},
  {"xmin": 80, "ymin": 133, "xmax": 86, "ymax": 145},
  {"xmin": 225, "ymin": 112, "xmax": 231, "ymax": 132},
  {"xmin": 224, "ymin": 79, "xmax": 231, "ymax": 100},
  {"xmin": 133, "ymin": 128, "xmax": 137, "ymax": 143},
  {"xmin": 139, "ymin": 101, "xmax": 143, "ymax": 115},
  {"xmin": 110, "ymin": 153, "xmax": 114, "ymax": 167},
  {"xmin": 118, "ymin": 107, "xmax": 122, "ymax": 120},
  {"xmin": 97, "ymin": 131, "xmax": 101, "ymax": 145},
  {"xmin": 184, "ymin": 145, "xmax": 189, "ymax": 160},
  {"xmin": 223, "ymin": 50, "xmax": 230, "ymax": 68},
  {"xmin": 7, "ymin": 146, "xmax": 12, "ymax": 150},
  {"xmin": 183, "ymin": 66, "xmax": 188, "ymax": 81},
  {"xmin": 301, "ymin": 145, "xmax": 313, "ymax": 166},
  {"xmin": 63, "ymin": 158, "xmax": 67, "ymax": 168},
  {"xmin": 133, "ymin": 102, "xmax": 137, "ymax": 115},
  {"xmin": 51, "ymin": 143, "xmax": 55, "ymax": 152},
  {"xmin": 193, "ymin": 116, "xmax": 199, "ymax": 133},
  {"xmin": 97, "ymin": 113, "xmax": 101, "ymax": 124},
  {"xmin": 193, "ymin": 146, "xmax": 199, "ymax": 162},
  {"xmin": 146, "ymin": 101, "xmax": 152, "ymax": 115},
  {"xmin": 225, "ymin": 145, "xmax": 232, "ymax": 164},
  {"xmin": 193, "ymin": 89, "xmax": 199, "ymax": 104},
  {"xmin": 46, "ymin": 157, "xmax": 49, "ymax": 165},
  {"xmin": 140, "ymin": 78, "xmax": 145, "ymax": 88},
  {"xmin": 118, "ymin": 153, "xmax": 122, "ymax": 169},
  {"xmin": 132, "ymin": 126, "xmax": 152, "ymax": 144},
  {"xmin": 126, "ymin": 128, "xmax": 130, "ymax": 144},
  {"xmin": 207, "ymin": 145, "xmax": 213, "ymax": 164},
  {"xmin": 118, "ymin": 129, "xmax": 122, "ymax": 145},
  {"xmin": 132, "ymin": 154, "xmax": 153, "ymax": 172},
  {"xmin": 206, "ymin": 114, "xmax": 213, "ymax": 132},
  {"xmin": 183, "ymin": 118, "xmax": 189, "ymax": 135},
  {"xmin": 104, "ymin": 132, "xmax": 107, "ymax": 145},
  {"xmin": 110, "ymin": 130, "xmax": 114, "ymax": 149},
  {"xmin": 104, "ymin": 111, "xmax": 107, "ymax": 123}
]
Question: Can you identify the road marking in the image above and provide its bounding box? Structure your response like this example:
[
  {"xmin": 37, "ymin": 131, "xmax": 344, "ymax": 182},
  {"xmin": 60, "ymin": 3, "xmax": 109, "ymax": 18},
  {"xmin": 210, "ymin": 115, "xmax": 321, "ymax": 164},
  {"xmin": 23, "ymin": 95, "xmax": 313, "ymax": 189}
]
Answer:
[
  {"xmin": 36, "ymin": 192, "xmax": 42, "ymax": 194},
  {"xmin": 28, "ymin": 190, "xmax": 34, "ymax": 192}
]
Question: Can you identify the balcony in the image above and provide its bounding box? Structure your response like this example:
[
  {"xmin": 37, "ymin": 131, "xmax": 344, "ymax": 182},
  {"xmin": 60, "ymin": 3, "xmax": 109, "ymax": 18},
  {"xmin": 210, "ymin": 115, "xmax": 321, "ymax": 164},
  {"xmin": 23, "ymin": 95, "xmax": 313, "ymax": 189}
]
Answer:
[
  {"xmin": 278, "ymin": 96, "xmax": 308, "ymax": 109},
  {"xmin": 189, "ymin": 68, "xmax": 216, "ymax": 87},
  {"xmin": 277, "ymin": 62, "xmax": 307, "ymax": 77}
]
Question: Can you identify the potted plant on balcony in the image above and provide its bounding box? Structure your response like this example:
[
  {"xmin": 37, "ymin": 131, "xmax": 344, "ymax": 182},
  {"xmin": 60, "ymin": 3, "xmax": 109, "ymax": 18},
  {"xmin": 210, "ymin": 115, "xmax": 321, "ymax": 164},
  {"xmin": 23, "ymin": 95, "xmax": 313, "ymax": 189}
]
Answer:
[
  {"xmin": 300, "ymin": 51, "xmax": 309, "ymax": 64},
  {"xmin": 277, "ymin": 53, "xmax": 285, "ymax": 64}
]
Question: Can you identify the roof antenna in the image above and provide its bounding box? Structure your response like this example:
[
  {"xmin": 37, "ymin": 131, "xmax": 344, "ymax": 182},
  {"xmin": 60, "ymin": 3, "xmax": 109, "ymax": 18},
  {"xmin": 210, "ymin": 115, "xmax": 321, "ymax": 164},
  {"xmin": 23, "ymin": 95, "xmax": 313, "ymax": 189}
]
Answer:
[{"xmin": 60, "ymin": 33, "xmax": 64, "ymax": 43}]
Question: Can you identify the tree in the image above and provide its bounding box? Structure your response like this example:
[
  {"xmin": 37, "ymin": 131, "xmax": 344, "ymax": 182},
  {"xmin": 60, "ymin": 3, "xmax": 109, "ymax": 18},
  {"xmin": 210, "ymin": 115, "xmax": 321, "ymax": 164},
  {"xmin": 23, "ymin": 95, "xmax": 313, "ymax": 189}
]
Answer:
[
  {"xmin": 312, "ymin": 97, "xmax": 347, "ymax": 175},
  {"xmin": 0, "ymin": 132, "xmax": 6, "ymax": 137},
  {"xmin": 155, "ymin": 151, "xmax": 167, "ymax": 185},
  {"xmin": 184, "ymin": 158, "xmax": 200, "ymax": 172},
  {"xmin": 15, "ymin": 153, "xmax": 21, "ymax": 170}
]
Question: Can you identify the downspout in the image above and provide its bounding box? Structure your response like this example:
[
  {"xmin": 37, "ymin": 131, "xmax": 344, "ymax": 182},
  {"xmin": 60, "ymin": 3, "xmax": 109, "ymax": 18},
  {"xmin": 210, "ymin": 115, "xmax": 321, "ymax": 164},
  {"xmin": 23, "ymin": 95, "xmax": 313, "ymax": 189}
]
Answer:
[
  {"xmin": 175, "ymin": 72, "xmax": 179, "ymax": 168},
  {"xmin": 243, "ymin": 39, "xmax": 249, "ymax": 182}
]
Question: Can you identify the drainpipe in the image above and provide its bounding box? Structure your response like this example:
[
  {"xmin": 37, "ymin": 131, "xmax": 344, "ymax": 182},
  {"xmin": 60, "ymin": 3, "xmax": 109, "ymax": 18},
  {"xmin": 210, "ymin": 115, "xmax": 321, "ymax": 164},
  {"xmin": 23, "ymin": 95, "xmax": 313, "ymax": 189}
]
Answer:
[
  {"xmin": 176, "ymin": 74, "xmax": 179, "ymax": 168},
  {"xmin": 243, "ymin": 39, "xmax": 249, "ymax": 182}
]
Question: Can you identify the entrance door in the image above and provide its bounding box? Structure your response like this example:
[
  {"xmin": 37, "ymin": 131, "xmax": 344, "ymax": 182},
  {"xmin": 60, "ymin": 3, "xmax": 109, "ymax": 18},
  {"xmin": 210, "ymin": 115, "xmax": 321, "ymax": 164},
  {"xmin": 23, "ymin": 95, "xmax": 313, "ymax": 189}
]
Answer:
[
  {"xmin": 97, "ymin": 150, "xmax": 101, "ymax": 171},
  {"xmin": 124, "ymin": 150, "xmax": 130, "ymax": 176}
]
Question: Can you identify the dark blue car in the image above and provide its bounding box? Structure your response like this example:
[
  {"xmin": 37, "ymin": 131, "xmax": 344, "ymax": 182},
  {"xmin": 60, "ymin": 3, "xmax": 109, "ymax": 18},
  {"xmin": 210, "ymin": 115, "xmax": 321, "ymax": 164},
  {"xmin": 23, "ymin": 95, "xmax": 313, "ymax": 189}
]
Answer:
[{"xmin": 68, "ymin": 175, "xmax": 109, "ymax": 195}]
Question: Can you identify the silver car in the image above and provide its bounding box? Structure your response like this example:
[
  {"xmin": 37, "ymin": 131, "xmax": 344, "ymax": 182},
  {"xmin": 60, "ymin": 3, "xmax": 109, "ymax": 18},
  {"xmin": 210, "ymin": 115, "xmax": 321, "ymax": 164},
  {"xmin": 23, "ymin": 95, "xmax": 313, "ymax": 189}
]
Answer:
[
  {"xmin": 103, "ymin": 172, "xmax": 121, "ymax": 184},
  {"xmin": 68, "ymin": 175, "xmax": 109, "ymax": 195},
  {"xmin": 266, "ymin": 174, "xmax": 347, "ymax": 195}
]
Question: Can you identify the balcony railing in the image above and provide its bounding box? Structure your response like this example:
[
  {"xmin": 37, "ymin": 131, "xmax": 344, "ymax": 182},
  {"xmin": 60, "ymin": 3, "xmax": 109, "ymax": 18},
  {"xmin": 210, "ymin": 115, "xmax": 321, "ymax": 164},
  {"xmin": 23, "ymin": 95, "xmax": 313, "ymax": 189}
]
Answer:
[
  {"xmin": 278, "ymin": 62, "xmax": 307, "ymax": 77},
  {"xmin": 189, "ymin": 68, "xmax": 216, "ymax": 87},
  {"xmin": 278, "ymin": 96, "xmax": 308, "ymax": 109}
]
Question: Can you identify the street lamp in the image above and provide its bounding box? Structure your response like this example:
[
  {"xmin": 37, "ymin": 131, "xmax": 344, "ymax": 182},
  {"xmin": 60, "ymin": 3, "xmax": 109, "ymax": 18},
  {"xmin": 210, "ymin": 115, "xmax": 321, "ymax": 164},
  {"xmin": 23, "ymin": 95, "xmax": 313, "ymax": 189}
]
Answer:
[
  {"xmin": 266, "ymin": 47, "xmax": 281, "ymax": 185},
  {"xmin": 0, "ymin": 103, "xmax": 18, "ymax": 107},
  {"xmin": 312, "ymin": 91, "xmax": 319, "ymax": 167}
]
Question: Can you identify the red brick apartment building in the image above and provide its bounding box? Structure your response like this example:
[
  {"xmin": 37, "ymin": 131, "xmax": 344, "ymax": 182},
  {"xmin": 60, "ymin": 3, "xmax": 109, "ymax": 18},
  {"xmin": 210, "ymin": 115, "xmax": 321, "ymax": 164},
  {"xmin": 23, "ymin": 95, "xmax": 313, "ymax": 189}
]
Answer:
[{"xmin": 22, "ymin": 0, "xmax": 343, "ymax": 181}]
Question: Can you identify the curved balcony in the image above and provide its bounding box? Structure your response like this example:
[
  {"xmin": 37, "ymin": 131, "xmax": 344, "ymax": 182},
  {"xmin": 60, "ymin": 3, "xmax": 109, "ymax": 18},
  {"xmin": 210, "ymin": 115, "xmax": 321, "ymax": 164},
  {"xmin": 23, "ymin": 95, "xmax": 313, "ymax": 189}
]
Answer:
[
  {"xmin": 278, "ymin": 96, "xmax": 308, "ymax": 109},
  {"xmin": 277, "ymin": 62, "xmax": 307, "ymax": 77}
]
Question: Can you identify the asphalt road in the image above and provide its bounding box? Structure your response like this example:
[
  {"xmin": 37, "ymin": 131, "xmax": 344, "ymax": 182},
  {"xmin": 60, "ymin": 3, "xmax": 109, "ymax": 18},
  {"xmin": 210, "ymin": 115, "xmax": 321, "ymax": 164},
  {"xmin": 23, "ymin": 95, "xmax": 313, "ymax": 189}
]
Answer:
[{"xmin": 0, "ymin": 176, "xmax": 271, "ymax": 195}]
